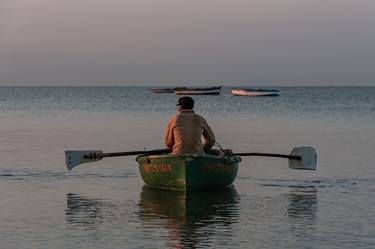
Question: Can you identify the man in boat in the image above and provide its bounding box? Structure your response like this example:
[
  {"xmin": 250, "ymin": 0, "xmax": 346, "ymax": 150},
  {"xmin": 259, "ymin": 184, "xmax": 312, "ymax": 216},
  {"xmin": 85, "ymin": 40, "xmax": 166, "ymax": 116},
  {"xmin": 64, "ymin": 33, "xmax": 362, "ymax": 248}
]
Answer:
[{"xmin": 165, "ymin": 96, "xmax": 216, "ymax": 155}]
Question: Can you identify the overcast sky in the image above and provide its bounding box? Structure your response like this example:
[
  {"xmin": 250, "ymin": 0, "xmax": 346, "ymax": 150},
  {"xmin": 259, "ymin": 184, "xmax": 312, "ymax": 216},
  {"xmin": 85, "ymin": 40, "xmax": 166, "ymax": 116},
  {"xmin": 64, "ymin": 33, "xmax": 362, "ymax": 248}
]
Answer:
[{"xmin": 0, "ymin": 0, "xmax": 374, "ymax": 86}]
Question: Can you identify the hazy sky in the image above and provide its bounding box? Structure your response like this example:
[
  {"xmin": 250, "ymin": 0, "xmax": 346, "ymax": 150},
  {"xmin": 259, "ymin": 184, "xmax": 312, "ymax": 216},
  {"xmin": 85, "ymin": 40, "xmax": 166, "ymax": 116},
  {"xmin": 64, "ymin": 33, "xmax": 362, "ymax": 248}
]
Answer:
[{"xmin": 0, "ymin": 0, "xmax": 374, "ymax": 86}]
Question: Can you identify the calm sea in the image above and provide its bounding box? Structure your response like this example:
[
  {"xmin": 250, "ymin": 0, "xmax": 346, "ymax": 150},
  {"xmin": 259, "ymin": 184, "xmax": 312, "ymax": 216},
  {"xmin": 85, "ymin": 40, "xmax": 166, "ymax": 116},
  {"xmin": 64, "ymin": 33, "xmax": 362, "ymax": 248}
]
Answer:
[{"xmin": 0, "ymin": 87, "xmax": 374, "ymax": 249}]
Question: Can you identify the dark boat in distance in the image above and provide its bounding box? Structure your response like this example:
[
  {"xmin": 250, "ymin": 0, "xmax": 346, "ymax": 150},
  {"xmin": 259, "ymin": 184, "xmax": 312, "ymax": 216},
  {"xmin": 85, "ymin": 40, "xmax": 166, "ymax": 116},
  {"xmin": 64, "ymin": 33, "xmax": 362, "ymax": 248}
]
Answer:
[
  {"xmin": 174, "ymin": 86, "xmax": 222, "ymax": 95},
  {"xmin": 150, "ymin": 87, "xmax": 179, "ymax": 93},
  {"xmin": 150, "ymin": 86, "xmax": 222, "ymax": 95}
]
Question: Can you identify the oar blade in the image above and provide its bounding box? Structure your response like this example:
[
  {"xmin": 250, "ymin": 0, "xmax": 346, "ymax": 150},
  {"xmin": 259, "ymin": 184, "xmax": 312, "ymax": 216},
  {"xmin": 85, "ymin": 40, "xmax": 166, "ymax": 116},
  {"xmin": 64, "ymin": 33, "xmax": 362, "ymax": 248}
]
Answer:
[
  {"xmin": 288, "ymin": 147, "xmax": 317, "ymax": 170},
  {"xmin": 65, "ymin": 150, "xmax": 103, "ymax": 170}
]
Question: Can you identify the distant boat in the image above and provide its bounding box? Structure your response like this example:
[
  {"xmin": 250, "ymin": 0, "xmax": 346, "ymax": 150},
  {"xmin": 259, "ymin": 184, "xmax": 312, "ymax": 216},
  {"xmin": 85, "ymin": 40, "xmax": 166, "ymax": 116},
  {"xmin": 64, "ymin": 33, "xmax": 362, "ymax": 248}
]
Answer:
[
  {"xmin": 231, "ymin": 88, "xmax": 280, "ymax": 97},
  {"xmin": 174, "ymin": 86, "xmax": 222, "ymax": 95},
  {"xmin": 150, "ymin": 87, "xmax": 177, "ymax": 93}
]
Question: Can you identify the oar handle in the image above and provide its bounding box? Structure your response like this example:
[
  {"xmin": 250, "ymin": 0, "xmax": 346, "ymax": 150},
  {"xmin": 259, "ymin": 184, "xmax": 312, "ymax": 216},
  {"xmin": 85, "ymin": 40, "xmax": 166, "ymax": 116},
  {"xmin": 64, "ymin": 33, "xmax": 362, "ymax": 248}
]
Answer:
[
  {"xmin": 234, "ymin": 152, "xmax": 301, "ymax": 161},
  {"xmin": 84, "ymin": 149, "xmax": 171, "ymax": 159}
]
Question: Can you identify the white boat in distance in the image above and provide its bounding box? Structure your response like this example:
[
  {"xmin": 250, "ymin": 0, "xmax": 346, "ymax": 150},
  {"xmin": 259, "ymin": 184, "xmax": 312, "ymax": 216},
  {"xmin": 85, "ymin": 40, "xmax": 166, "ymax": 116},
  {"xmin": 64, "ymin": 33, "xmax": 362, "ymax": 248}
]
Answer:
[
  {"xmin": 174, "ymin": 86, "xmax": 222, "ymax": 95},
  {"xmin": 231, "ymin": 88, "xmax": 280, "ymax": 97}
]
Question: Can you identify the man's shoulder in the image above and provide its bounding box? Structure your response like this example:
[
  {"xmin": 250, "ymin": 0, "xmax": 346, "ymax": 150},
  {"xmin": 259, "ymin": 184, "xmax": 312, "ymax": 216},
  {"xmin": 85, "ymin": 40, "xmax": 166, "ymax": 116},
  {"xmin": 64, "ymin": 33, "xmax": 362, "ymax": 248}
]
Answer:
[
  {"xmin": 168, "ymin": 112, "xmax": 187, "ymax": 123},
  {"xmin": 193, "ymin": 113, "xmax": 207, "ymax": 121},
  {"xmin": 168, "ymin": 113, "xmax": 178, "ymax": 123},
  {"xmin": 170, "ymin": 110, "xmax": 206, "ymax": 122}
]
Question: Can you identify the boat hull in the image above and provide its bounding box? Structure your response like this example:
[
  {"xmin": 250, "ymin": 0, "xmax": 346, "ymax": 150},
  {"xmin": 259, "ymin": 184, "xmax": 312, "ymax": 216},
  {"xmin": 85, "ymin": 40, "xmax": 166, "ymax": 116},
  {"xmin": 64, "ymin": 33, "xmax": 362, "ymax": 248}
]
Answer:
[
  {"xmin": 231, "ymin": 88, "xmax": 280, "ymax": 97},
  {"xmin": 150, "ymin": 88, "xmax": 175, "ymax": 93},
  {"xmin": 150, "ymin": 87, "xmax": 187, "ymax": 93},
  {"xmin": 136, "ymin": 154, "xmax": 241, "ymax": 191},
  {"xmin": 174, "ymin": 90, "xmax": 221, "ymax": 95},
  {"xmin": 174, "ymin": 86, "xmax": 222, "ymax": 95}
]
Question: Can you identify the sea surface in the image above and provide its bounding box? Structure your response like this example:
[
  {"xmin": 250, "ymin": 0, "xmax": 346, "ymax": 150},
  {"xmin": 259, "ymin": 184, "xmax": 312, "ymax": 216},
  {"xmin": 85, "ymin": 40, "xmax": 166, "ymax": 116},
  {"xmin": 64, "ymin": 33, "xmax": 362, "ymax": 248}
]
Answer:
[{"xmin": 0, "ymin": 86, "xmax": 374, "ymax": 249}]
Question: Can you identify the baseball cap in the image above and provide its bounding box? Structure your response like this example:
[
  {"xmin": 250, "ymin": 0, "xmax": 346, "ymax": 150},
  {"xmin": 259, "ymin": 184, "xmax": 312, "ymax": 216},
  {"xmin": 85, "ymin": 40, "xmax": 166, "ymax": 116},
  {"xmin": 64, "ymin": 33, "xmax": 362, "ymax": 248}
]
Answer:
[{"xmin": 176, "ymin": 96, "xmax": 194, "ymax": 109}]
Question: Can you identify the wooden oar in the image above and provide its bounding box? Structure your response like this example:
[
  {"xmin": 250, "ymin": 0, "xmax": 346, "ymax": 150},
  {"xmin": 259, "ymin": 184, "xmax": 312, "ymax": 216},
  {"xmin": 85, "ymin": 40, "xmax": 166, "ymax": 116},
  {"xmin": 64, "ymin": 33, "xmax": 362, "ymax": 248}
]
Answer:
[
  {"xmin": 65, "ymin": 148, "xmax": 170, "ymax": 170},
  {"xmin": 234, "ymin": 146, "xmax": 317, "ymax": 170},
  {"xmin": 65, "ymin": 146, "xmax": 316, "ymax": 171}
]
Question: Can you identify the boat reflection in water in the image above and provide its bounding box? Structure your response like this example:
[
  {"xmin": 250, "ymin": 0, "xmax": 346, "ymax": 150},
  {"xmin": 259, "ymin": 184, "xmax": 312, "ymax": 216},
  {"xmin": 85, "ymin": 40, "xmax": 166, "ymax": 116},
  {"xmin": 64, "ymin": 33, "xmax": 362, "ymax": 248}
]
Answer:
[
  {"xmin": 139, "ymin": 186, "xmax": 240, "ymax": 248},
  {"xmin": 64, "ymin": 186, "xmax": 316, "ymax": 248},
  {"xmin": 65, "ymin": 186, "xmax": 240, "ymax": 248}
]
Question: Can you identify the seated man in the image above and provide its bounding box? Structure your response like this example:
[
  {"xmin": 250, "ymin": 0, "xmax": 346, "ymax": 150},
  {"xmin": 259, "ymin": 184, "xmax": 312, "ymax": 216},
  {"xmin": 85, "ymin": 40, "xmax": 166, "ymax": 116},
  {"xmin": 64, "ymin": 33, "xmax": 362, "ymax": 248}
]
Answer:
[{"xmin": 165, "ymin": 97, "xmax": 216, "ymax": 155}]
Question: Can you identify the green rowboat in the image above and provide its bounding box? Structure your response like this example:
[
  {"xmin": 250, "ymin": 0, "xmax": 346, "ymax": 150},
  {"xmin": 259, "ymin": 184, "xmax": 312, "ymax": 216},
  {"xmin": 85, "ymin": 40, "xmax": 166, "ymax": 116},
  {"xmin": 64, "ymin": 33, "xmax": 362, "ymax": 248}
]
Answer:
[
  {"xmin": 65, "ymin": 147, "xmax": 316, "ymax": 192},
  {"xmin": 136, "ymin": 154, "xmax": 241, "ymax": 192}
]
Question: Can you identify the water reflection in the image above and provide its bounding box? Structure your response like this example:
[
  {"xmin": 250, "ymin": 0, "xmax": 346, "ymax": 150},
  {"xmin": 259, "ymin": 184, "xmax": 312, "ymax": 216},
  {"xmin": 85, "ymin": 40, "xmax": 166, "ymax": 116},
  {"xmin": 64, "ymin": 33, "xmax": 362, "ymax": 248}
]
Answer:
[
  {"xmin": 287, "ymin": 187, "xmax": 317, "ymax": 219},
  {"xmin": 65, "ymin": 193, "xmax": 110, "ymax": 227},
  {"xmin": 287, "ymin": 187, "xmax": 318, "ymax": 240},
  {"xmin": 138, "ymin": 186, "xmax": 240, "ymax": 248}
]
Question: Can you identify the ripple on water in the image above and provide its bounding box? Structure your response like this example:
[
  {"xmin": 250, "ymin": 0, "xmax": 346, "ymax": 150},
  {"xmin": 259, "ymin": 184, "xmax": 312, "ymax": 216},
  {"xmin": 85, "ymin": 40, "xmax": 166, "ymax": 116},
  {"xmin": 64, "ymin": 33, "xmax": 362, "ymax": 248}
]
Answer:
[{"xmin": 0, "ymin": 168, "xmax": 137, "ymax": 181}]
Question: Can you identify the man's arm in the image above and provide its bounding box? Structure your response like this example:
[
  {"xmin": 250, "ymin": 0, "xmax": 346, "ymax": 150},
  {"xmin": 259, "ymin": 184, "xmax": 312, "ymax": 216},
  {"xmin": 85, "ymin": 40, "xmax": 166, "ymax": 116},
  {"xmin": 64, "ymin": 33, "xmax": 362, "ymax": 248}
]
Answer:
[
  {"xmin": 202, "ymin": 119, "xmax": 216, "ymax": 153},
  {"xmin": 165, "ymin": 118, "xmax": 175, "ymax": 150}
]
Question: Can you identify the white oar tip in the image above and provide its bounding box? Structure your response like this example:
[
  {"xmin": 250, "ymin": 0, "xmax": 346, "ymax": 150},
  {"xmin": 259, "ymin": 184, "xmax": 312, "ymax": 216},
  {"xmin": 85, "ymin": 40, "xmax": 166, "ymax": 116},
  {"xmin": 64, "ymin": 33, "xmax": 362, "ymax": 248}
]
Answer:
[
  {"xmin": 288, "ymin": 146, "xmax": 317, "ymax": 170},
  {"xmin": 65, "ymin": 150, "xmax": 103, "ymax": 170}
]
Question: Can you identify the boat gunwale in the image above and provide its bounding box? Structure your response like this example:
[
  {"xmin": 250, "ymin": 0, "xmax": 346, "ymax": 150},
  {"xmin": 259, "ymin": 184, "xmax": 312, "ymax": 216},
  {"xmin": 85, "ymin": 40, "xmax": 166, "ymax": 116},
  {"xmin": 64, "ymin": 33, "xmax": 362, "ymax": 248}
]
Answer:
[{"xmin": 136, "ymin": 153, "xmax": 241, "ymax": 162}]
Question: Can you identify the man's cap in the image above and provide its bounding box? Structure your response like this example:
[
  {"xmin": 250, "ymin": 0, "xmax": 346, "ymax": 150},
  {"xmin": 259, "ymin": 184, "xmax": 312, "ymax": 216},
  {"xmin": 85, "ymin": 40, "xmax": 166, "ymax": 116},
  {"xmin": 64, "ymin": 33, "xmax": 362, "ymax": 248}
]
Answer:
[{"xmin": 176, "ymin": 96, "xmax": 194, "ymax": 109}]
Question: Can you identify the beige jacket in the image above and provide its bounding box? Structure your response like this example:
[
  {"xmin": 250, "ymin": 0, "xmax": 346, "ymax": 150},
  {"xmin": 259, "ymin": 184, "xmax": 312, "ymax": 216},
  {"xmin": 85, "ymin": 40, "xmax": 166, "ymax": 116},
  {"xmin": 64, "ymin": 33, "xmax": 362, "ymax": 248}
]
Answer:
[{"xmin": 165, "ymin": 109, "xmax": 216, "ymax": 155}]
